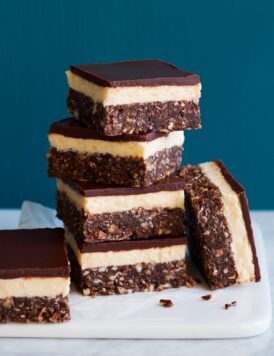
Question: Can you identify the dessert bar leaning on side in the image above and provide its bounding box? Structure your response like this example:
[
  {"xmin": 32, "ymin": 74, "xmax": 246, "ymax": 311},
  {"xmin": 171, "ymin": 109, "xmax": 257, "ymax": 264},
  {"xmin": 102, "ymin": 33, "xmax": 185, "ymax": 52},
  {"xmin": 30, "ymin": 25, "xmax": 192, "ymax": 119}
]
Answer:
[
  {"xmin": 0, "ymin": 228, "xmax": 70, "ymax": 323},
  {"xmin": 57, "ymin": 176, "xmax": 185, "ymax": 243},
  {"xmin": 66, "ymin": 59, "xmax": 201, "ymax": 136},
  {"xmin": 65, "ymin": 228, "xmax": 193, "ymax": 296},
  {"xmin": 48, "ymin": 118, "xmax": 184, "ymax": 187},
  {"xmin": 180, "ymin": 161, "xmax": 260, "ymax": 290}
]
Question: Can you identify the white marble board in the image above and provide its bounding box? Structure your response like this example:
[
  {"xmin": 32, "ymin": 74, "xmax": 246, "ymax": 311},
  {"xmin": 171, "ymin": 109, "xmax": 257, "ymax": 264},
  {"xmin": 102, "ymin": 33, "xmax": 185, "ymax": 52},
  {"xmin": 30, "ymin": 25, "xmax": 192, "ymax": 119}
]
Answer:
[{"xmin": 0, "ymin": 220, "xmax": 271, "ymax": 339}]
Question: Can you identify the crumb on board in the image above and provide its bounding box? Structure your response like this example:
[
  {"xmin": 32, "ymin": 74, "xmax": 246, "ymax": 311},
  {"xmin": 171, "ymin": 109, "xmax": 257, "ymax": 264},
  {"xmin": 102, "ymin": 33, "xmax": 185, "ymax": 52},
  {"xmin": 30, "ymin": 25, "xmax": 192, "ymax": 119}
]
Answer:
[
  {"xmin": 201, "ymin": 294, "xmax": 212, "ymax": 301},
  {"xmin": 224, "ymin": 301, "xmax": 237, "ymax": 310},
  {"xmin": 159, "ymin": 299, "xmax": 173, "ymax": 308}
]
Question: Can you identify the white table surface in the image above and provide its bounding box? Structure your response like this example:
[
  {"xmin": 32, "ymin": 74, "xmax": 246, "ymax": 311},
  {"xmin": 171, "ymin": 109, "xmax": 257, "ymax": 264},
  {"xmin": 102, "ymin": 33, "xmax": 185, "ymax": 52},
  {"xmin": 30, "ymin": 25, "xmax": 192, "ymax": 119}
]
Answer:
[{"xmin": 0, "ymin": 209, "xmax": 273, "ymax": 356}]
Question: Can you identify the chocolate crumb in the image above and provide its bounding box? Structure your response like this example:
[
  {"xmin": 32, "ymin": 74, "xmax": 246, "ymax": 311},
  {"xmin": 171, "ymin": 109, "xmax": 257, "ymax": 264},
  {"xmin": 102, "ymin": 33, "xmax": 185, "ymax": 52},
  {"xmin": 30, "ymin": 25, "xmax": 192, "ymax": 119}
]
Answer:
[
  {"xmin": 224, "ymin": 301, "xmax": 237, "ymax": 310},
  {"xmin": 194, "ymin": 277, "xmax": 202, "ymax": 284},
  {"xmin": 201, "ymin": 294, "xmax": 212, "ymax": 301},
  {"xmin": 159, "ymin": 299, "xmax": 173, "ymax": 308}
]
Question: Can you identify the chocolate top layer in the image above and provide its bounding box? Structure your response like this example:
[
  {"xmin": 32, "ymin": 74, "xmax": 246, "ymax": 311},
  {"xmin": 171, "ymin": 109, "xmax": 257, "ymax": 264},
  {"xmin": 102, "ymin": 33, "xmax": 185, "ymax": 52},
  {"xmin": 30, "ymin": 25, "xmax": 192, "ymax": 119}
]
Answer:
[
  {"xmin": 70, "ymin": 59, "xmax": 200, "ymax": 87},
  {"xmin": 75, "ymin": 235, "xmax": 186, "ymax": 253},
  {"xmin": 62, "ymin": 175, "xmax": 185, "ymax": 197},
  {"xmin": 214, "ymin": 160, "xmax": 261, "ymax": 282},
  {"xmin": 0, "ymin": 228, "xmax": 70, "ymax": 279},
  {"xmin": 49, "ymin": 118, "xmax": 169, "ymax": 142}
]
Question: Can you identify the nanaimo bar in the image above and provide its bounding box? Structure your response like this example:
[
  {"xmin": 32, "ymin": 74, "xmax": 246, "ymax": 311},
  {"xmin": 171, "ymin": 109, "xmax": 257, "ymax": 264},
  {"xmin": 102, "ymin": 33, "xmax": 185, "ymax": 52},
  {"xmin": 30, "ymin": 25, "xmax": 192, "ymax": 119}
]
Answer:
[
  {"xmin": 66, "ymin": 228, "xmax": 192, "ymax": 296},
  {"xmin": 48, "ymin": 118, "xmax": 184, "ymax": 187},
  {"xmin": 56, "ymin": 176, "xmax": 185, "ymax": 243},
  {"xmin": 0, "ymin": 229, "xmax": 70, "ymax": 323},
  {"xmin": 180, "ymin": 161, "xmax": 260, "ymax": 290},
  {"xmin": 66, "ymin": 59, "xmax": 201, "ymax": 136}
]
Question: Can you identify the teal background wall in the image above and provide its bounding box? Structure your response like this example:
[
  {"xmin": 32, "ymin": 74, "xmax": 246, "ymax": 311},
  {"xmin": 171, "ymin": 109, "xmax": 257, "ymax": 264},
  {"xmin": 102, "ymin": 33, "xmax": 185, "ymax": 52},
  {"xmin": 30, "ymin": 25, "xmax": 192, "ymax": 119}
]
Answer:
[{"xmin": 0, "ymin": 0, "xmax": 273, "ymax": 209}]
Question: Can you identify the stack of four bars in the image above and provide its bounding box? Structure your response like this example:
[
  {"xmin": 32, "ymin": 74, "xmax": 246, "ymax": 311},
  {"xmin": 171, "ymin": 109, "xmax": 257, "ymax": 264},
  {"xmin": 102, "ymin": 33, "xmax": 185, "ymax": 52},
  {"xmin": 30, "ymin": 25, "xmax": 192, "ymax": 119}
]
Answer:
[{"xmin": 48, "ymin": 59, "xmax": 202, "ymax": 296}]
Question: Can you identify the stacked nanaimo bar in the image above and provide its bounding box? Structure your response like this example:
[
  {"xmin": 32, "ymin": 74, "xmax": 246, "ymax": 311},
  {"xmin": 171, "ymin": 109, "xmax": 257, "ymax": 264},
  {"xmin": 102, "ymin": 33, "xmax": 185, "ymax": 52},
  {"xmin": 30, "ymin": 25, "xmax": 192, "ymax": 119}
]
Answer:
[{"xmin": 48, "ymin": 59, "xmax": 202, "ymax": 296}]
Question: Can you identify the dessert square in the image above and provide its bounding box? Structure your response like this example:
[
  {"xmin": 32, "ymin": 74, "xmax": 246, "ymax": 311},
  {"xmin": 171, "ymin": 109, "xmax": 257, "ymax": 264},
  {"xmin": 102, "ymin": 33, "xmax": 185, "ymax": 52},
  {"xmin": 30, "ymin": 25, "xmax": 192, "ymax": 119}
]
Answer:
[
  {"xmin": 0, "ymin": 228, "xmax": 70, "ymax": 323},
  {"xmin": 66, "ymin": 59, "xmax": 201, "ymax": 136},
  {"xmin": 179, "ymin": 161, "xmax": 260, "ymax": 290},
  {"xmin": 56, "ymin": 176, "xmax": 185, "ymax": 243},
  {"xmin": 48, "ymin": 118, "xmax": 184, "ymax": 187},
  {"xmin": 65, "ymin": 228, "xmax": 192, "ymax": 296}
]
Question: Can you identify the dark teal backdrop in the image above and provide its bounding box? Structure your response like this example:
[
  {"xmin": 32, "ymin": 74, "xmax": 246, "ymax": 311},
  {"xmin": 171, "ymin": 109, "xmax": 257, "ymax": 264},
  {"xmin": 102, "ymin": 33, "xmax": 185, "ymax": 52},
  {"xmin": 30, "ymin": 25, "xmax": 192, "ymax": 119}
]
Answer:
[{"xmin": 0, "ymin": 0, "xmax": 273, "ymax": 209}]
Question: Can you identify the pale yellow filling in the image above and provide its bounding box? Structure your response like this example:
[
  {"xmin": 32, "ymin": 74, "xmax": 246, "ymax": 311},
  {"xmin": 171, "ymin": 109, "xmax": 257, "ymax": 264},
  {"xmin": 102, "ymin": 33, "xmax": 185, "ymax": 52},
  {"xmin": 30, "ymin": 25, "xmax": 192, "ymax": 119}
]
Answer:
[
  {"xmin": 66, "ymin": 70, "xmax": 201, "ymax": 106},
  {"xmin": 200, "ymin": 162, "xmax": 255, "ymax": 283},
  {"xmin": 65, "ymin": 228, "xmax": 186, "ymax": 270},
  {"xmin": 49, "ymin": 131, "xmax": 184, "ymax": 159},
  {"xmin": 0, "ymin": 277, "xmax": 70, "ymax": 299},
  {"xmin": 57, "ymin": 179, "xmax": 185, "ymax": 214}
]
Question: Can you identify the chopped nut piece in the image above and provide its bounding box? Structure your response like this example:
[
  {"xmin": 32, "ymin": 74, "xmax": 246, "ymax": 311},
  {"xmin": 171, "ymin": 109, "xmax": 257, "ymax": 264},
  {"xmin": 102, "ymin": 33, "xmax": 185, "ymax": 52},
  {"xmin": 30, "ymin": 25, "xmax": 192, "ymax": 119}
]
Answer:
[
  {"xmin": 159, "ymin": 299, "xmax": 173, "ymax": 308},
  {"xmin": 83, "ymin": 288, "xmax": 91, "ymax": 296},
  {"xmin": 186, "ymin": 279, "xmax": 194, "ymax": 288}
]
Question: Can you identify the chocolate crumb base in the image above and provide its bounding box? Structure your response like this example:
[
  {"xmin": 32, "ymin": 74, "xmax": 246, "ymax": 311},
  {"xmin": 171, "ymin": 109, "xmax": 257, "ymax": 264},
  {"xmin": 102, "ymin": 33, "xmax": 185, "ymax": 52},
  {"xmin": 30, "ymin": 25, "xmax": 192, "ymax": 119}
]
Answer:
[
  {"xmin": 48, "ymin": 146, "xmax": 182, "ymax": 188},
  {"xmin": 67, "ymin": 89, "xmax": 201, "ymax": 136},
  {"xmin": 159, "ymin": 299, "xmax": 173, "ymax": 307},
  {"xmin": 180, "ymin": 166, "xmax": 238, "ymax": 290},
  {"xmin": 0, "ymin": 295, "xmax": 70, "ymax": 323},
  {"xmin": 57, "ymin": 191, "xmax": 185, "ymax": 242},
  {"xmin": 68, "ymin": 246, "xmax": 193, "ymax": 297}
]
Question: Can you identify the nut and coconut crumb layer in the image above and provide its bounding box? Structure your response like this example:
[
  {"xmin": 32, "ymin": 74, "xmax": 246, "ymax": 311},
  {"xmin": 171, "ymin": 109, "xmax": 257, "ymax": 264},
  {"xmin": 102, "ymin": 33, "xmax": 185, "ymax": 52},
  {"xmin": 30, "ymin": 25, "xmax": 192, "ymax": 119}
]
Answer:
[{"xmin": 0, "ymin": 296, "xmax": 70, "ymax": 323}]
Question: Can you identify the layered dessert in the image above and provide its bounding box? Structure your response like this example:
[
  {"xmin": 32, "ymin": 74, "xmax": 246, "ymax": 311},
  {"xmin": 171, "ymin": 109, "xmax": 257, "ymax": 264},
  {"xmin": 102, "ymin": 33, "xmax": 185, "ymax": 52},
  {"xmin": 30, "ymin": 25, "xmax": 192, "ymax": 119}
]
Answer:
[
  {"xmin": 0, "ymin": 228, "xmax": 70, "ymax": 323},
  {"xmin": 66, "ymin": 228, "xmax": 192, "ymax": 296},
  {"xmin": 56, "ymin": 176, "xmax": 185, "ymax": 243},
  {"xmin": 48, "ymin": 118, "xmax": 184, "ymax": 187},
  {"xmin": 180, "ymin": 161, "xmax": 260, "ymax": 289},
  {"xmin": 66, "ymin": 59, "xmax": 201, "ymax": 136}
]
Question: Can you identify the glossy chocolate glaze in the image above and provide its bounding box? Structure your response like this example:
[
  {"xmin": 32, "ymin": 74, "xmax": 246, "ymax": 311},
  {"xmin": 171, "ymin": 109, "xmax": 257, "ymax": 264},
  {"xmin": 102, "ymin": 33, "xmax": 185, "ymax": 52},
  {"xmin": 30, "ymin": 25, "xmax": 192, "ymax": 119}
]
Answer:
[
  {"xmin": 70, "ymin": 59, "xmax": 200, "ymax": 87},
  {"xmin": 0, "ymin": 228, "xmax": 70, "ymax": 279}
]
